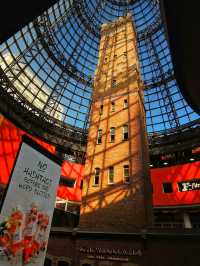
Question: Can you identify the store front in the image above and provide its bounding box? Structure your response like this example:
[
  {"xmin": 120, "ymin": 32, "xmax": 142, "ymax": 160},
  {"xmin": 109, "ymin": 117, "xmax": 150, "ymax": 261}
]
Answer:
[{"xmin": 47, "ymin": 228, "xmax": 200, "ymax": 266}]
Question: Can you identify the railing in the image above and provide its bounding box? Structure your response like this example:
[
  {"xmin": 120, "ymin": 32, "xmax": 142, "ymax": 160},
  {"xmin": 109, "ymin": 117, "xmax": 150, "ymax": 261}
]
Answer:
[
  {"xmin": 154, "ymin": 222, "xmax": 183, "ymax": 229},
  {"xmin": 154, "ymin": 222, "xmax": 200, "ymax": 229}
]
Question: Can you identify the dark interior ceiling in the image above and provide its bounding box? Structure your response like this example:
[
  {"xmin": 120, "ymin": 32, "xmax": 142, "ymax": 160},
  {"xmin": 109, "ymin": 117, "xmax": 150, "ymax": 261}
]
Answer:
[
  {"xmin": 161, "ymin": 0, "xmax": 200, "ymax": 114},
  {"xmin": 0, "ymin": 1, "xmax": 58, "ymax": 44}
]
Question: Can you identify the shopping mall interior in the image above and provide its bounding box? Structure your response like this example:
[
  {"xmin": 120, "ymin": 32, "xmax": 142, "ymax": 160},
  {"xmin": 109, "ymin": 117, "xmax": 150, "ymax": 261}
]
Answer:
[{"xmin": 0, "ymin": 1, "xmax": 200, "ymax": 266}]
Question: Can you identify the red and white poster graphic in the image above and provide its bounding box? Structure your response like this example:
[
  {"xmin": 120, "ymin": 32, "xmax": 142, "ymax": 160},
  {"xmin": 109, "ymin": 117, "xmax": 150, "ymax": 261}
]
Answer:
[{"xmin": 0, "ymin": 140, "xmax": 61, "ymax": 265}]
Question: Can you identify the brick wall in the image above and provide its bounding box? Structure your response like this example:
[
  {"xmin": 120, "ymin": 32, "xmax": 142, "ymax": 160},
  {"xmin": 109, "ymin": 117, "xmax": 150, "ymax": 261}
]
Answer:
[{"xmin": 79, "ymin": 14, "xmax": 152, "ymax": 232}]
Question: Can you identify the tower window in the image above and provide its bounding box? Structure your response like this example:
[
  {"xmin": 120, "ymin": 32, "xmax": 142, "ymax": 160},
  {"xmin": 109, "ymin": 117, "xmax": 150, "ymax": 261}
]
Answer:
[
  {"xmin": 99, "ymin": 104, "xmax": 103, "ymax": 115},
  {"xmin": 112, "ymin": 79, "xmax": 117, "ymax": 87},
  {"xmin": 124, "ymin": 99, "xmax": 128, "ymax": 109},
  {"xmin": 105, "ymin": 57, "xmax": 107, "ymax": 62},
  {"xmin": 80, "ymin": 180, "xmax": 83, "ymax": 190},
  {"xmin": 108, "ymin": 166, "xmax": 114, "ymax": 184},
  {"xmin": 163, "ymin": 183, "xmax": 173, "ymax": 193},
  {"xmin": 97, "ymin": 129, "xmax": 102, "ymax": 144},
  {"xmin": 114, "ymin": 54, "xmax": 117, "ymax": 59},
  {"xmin": 111, "ymin": 101, "xmax": 115, "ymax": 112},
  {"xmin": 123, "ymin": 124, "xmax": 128, "ymax": 140},
  {"xmin": 123, "ymin": 51, "xmax": 127, "ymax": 57},
  {"xmin": 94, "ymin": 168, "xmax": 100, "ymax": 186},
  {"xmin": 124, "ymin": 165, "xmax": 130, "ymax": 183},
  {"xmin": 110, "ymin": 127, "xmax": 115, "ymax": 143}
]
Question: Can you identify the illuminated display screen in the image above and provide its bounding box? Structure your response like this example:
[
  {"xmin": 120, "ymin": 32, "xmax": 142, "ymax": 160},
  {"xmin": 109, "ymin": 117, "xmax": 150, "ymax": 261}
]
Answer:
[{"xmin": 178, "ymin": 180, "xmax": 200, "ymax": 192}]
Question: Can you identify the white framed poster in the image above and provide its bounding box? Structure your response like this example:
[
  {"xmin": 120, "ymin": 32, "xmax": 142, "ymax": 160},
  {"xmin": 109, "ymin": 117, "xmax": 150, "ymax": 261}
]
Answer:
[{"xmin": 0, "ymin": 136, "xmax": 61, "ymax": 266}]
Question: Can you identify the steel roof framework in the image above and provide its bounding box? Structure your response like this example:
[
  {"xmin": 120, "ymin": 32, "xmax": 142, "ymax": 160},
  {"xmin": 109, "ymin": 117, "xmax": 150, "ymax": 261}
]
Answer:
[{"xmin": 0, "ymin": 0, "xmax": 199, "ymax": 157}]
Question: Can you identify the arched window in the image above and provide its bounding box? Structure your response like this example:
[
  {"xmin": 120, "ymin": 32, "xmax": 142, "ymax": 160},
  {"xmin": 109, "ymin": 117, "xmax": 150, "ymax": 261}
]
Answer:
[
  {"xmin": 123, "ymin": 124, "xmax": 128, "ymax": 140},
  {"xmin": 44, "ymin": 258, "xmax": 52, "ymax": 266},
  {"xmin": 112, "ymin": 79, "xmax": 117, "ymax": 87},
  {"xmin": 123, "ymin": 165, "xmax": 130, "ymax": 183},
  {"xmin": 108, "ymin": 166, "xmax": 114, "ymax": 184},
  {"xmin": 110, "ymin": 127, "xmax": 115, "ymax": 143},
  {"xmin": 97, "ymin": 129, "xmax": 102, "ymax": 144},
  {"xmin": 111, "ymin": 101, "xmax": 115, "ymax": 112},
  {"xmin": 80, "ymin": 180, "xmax": 83, "ymax": 189},
  {"xmin": 124, "ymin": 99, "xmax": 128, "ymax": 109},
  {"xmin": 94, "ymin": 168, "xmax": 100, "ymax": 186},
  {"xmin": 99, "ymin": 104, "xmax": 103, "ymax": 115}
]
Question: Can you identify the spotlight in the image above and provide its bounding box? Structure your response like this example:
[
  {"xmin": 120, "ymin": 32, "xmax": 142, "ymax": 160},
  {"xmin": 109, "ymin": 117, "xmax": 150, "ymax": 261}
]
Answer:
[
  {"xmin": 163, "ymin": 162, "xmax": 168, "ymax": 165},
  {"xmin": 149, "ymin": 164, "xmax": 153, "ymax": 167},
  {"xmin": 189, "ymin": 158, "xmax": 195, "ymax": 161}
]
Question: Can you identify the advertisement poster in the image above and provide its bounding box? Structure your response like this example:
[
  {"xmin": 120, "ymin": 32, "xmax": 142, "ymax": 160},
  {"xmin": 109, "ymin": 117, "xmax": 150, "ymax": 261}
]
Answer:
[{"xmin": 0, "ymin": 137, "xmax": 61, "ymax": 265}]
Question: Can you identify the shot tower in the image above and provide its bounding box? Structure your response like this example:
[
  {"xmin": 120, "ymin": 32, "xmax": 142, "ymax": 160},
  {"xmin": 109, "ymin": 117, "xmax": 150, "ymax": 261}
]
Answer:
[{"xmin": 80, "ymin": 13, "xmax": 152, "ymax": 232}]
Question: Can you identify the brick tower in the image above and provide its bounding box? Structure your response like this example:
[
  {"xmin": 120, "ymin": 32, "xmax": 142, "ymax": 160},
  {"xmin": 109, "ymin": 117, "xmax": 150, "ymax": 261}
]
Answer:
[{"xmin": 79, "ymin": 13, "xmax": 152, "ymax": 233}]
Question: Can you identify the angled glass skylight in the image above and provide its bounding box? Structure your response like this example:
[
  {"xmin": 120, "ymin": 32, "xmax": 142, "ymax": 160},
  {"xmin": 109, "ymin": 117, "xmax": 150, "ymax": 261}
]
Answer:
[{"xmin": 0, "ymin": 0, "xmax": 199, "ymax": 144}]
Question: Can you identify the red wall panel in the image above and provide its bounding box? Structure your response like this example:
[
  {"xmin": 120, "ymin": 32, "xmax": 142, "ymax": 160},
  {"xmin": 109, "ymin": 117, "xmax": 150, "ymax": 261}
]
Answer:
[
  {"xmin": 0, "ymin": 115, "xmax": 83, "ymax": 202},
  {"xmin": 58, "ymin": 161, "xmax": 83, "ymax": 202},
  {"xmin": 151, "ymin": 162, "xmax": 200, "ymax": 206},
  {"xmin": 0, "ymin": 116, "xmax": 55, "ymax": 185}
]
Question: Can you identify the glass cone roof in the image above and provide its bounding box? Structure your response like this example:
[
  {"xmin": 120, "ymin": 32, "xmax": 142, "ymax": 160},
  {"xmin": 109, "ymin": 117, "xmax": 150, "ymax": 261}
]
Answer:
[{"xmin": 0, "ymin": 0, "xmax": 199, "ymax": 143}]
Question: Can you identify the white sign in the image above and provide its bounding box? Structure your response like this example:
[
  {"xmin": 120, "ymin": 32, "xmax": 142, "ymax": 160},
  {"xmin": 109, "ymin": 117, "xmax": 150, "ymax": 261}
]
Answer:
[{"xmin": 0, "ymin": 140, "xmax": 61, "ymax": 266}]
